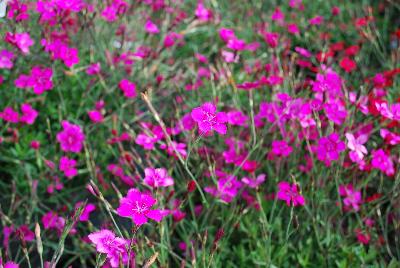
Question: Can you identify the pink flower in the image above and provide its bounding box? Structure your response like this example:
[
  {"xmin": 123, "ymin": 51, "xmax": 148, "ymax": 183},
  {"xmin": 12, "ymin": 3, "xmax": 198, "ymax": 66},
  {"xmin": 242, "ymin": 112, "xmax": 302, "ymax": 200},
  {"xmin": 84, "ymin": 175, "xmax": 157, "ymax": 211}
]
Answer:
[
  {"xmin": 20, "ymin": 103, "xmax": 38, "ymax": 125},
  {"xmin": 75, "ymin": 202, "xmax": 96, "ymax": 221},
  {"xmin": 5, "ymin": 32, "xmax": 34, "ymax": 54},
  {"xmin": 86, "ymin": 62, "xmax": 101, "ymax": 75},
  {"xmin": 195, "ymin": 2, "xmax": 212, "ymax": 21},
  {"xmin": 0, "ymin": 107, "xmax": 19, "ymax": 123},
  {"xmin": 277, "ymin": 181, "xmax": 305, "ymax": 206},
  {"xmin": 271, "ymin": 140, "xmax": 293, "ymax": 157},
  {"xmin": 60, "ymin": 46, "xmax": 79, "ymax": 67},
  {"xmin": 119, "ymin": 79, "xmax": 137, "ymax": 98},
  {"xmin": 56, "ymin": 121, "xmax": 85, "ymax": 153},
  {"xmin": 88, "ymin": 230, "xmax": 129, "ymax": 268},
  {"xmin": 219, "ymin": 28, "xmax": 236, "ymax": 42},
  {"xmin": 241, "ymin": 174, "xmax": 266, "ymax": 188},
  {"xmin": 101, "ymin": 6, "xmax": 118, "ymax": 22},
  {"xmin": 227, "ymin": 110, "xmax": 248, "ymax": 126},
  {"xmin": 144, "ymin": 167, "xmax": 174, "ymax": 188},
  {"xmin": 16, "ymin": 66, "xmax": 54, "ymax": 95},
  {"xmin": 324, "ymin": 99, "xmax": 347, "ymax": 125},
  {"xmin": 309, "ymin": 15, "xmax": 324, "ymax": 25},
  {"xmin": 0, "ymin": 50, "xmax": 15, "ymax": 69},
  {"xmin": 191, "ymin": 102, "xmax": 228, "ymax": 135},
  {"xmin": 371, "ymin": 149, "xmax": 395, "ymax": 176},
  {"xmin": 339, "ymin": 184, "xmax": 362, "ymax": 211},
  {"xmin": 345, "ymin": 133, "xmax": 368, "ymax": 162},
  {"xmin": 41, "ymin": 211, "xmax": 65, "ymax": 232},
  {"xmin": 227, "ymin": 38, "xmax": 246, "ymax": 51},
  {"xmin": 59, "ymin": 156, "xmax": 78, "ymax": 178},
  {"xmin": 135, "ymin": 133, "xmax": 157, "ymax": 150},
  {"xmin": 315, "ymin": 133, "xmax": 346, "ymax": 166},
  {"xmin": 4, "ymin": 262, "xmax": 19, "ymax": 268},
  {"xmin": 117, "ymin": 188, "xmax": 164, "ymax": 226},
  {"xmin": 88, "ymin": 110, "xmax": 104, "ymax": 123},
  {"xmin": 380, "ymin": 128, "xmax": 400, "ymax": 145},
  {"xmin": 204, "ymin": 173, "xmax": 242, "ymax": 203},
  {"xmin": 145, "ymin": 20, "xmax": 159, "ymax": 34},
  {"xmin": 7, "ymin": 0, "xmax": 30, "ymax": 22}
]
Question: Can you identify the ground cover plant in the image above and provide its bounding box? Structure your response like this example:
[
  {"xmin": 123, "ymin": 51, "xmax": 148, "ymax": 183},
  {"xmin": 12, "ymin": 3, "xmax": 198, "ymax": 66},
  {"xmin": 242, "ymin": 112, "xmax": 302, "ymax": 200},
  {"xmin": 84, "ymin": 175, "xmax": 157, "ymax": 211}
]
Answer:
[{"xmin": 0, "ymin": 0, "xmax": 400, "ymax": 267}]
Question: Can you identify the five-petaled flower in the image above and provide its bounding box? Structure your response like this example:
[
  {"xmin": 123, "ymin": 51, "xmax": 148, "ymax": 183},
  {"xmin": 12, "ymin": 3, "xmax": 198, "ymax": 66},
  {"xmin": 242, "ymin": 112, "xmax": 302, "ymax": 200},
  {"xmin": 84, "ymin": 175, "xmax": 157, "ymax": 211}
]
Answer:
[
  {"xmin": 191, "ymin": 102, "xmax": 228, "ymax": 135},
  {"xmin": 56, "ymin": 121, "xmax": 85, "ymax": 153},
  {"xmin": 144, "ymin": 167, "xmax": 174, "ymax": 188},
  {"xmin": 277, "ymin": 181, "xmax": 305, "ymax": 207},
  {"xmin": 117, "ymin": 188, "xmax": 164, "ymax": 226}
]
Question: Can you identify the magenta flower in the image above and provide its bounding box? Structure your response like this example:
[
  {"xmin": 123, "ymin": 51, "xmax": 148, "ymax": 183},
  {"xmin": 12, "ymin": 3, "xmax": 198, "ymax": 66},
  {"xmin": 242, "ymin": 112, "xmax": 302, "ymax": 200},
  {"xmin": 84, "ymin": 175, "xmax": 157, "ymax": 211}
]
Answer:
[
  {"xmin": 195, "ymin": 2, "xmax": 212, "ymax": 21},
  {"xmin": 135, "ymin": 133, "xmax": 157, "ymax": 150},
  {"xmin": 271, "ymin": 140, "xmax": 293, "ymax": 157},
  {"xmin": 20, "ymin": 103, "xmax": 38, "ymax": 125},
  {"xmin": 56, "ymin": 121, "xmax": 85, "ymax": 153},
  {"xmin": 117, "ymin": 189, "xmax": 164, "ymax": 226},
  {"xmin": 87, "ymin": 110, "xmax": 104, "ymax": 123},
  {"xmin": 4, "ymin": 262, "xmax": 19, "ymax": 268},
  {"xmin": 241, "ymin": 174, "xmax": 266, "ymax": 188},
  {"xmin": 371, "ymin": 149, "xmax": 395, "ymax": 176},
  {"xmin": 277, "ymin": 181, "xmax": 305, "ymax": 207},
  {"xmin": 59, "ymin": 156, "xmax": 78, "ymax": 178},
  {"xmin": 88, "ymin": 229, "xmax": 129, "ymax": 268},
  {"xmin": 0, "ymin": 107, "xmax": 19, "ymax": 123},
  {"xmin": 144, "ymin": 167, "xmax": 174, "ymax": 188},
  {"xmin": 191, "ymin": 102, "xmax": 228, "ymax": 135},
  {"xmin": 75, "ymin": 202, "xmax": 96, "ymax": 222},
  {"xmin": 227, "ymin": 110, "xmax": 248, "ymax": 126},
  {"xmin": 324, "ymin": 100, "xmax": 347, "ymax": 125},
  {"xmin": 119, "ymin": 79, "xmax": 137, "ymax": 98},
  {"xmin": 0, "ymin": 50, "xmax": 15, "ymax": 69},
  {"xmin": 5, "ymin": 32, "xmax": 34, "ymax": 54},
  {"xmin": 315, "ymin": 133, "xmax": 346, "ymax": 166},
  {"xmin": 345, "ymin": 133, "xmax": 368, "ymax": 163},
  {"xmin": 144, "ymin": 20, "xmax": 159, "ymax": 34},
  {"xmin": 205, "ymin": 174, "xmax": 242, "ymax": 203},
  {"xmin": 339, "ymin": 184, "xmax": 362, "ymax": 211}
]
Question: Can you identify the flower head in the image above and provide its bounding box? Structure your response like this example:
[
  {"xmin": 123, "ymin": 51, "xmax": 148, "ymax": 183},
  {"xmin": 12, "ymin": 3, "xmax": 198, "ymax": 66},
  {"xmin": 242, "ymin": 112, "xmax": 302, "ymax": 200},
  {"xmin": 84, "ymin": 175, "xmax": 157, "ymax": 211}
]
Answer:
[
  {"xmin": 316, "ymin": 133, "xmax": 346, "ymax": 166},
  {"xmin": 144, "ymin": 167, "xmax": 174, "ymax": 188},
  {"xmin": 191, "ymin": 102, "xmax": 228, "ymax": 135},
  {"xmin": 117, "ymin": 189, "xmax": 164, "ymax": 226},
  {"xmin": 56, "ymin": 121, "xmax": 85, "ymax": 153},
  {"xmin": 339, "ymin": 184, "xmax": 362, "ymax": 211},
  {"xmin": 277, "ymin": 181, "xmax": 305, "ymax": 206}
]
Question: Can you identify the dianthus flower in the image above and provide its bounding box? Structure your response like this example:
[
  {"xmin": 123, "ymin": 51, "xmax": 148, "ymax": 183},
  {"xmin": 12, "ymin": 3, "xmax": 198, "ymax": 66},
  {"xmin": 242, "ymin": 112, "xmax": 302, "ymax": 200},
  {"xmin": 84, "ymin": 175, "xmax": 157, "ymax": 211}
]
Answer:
[
  {"xmin": 144, "ymin": 167, "xmax": 174, "ymax": 188},
  {"xmin": 277, "ymin": 181, "xmax": 305, "ymax": 206},
  {"xmin": 191, "ymin": 102, "xmax": 228, "ymax": 135},
  {"xmin": 56, "ymin": 121, "xmax": 85, "ymax": 153},
  {"xmin": 315, "ymin": 133, "xmax": 346, "ymax": 166}
]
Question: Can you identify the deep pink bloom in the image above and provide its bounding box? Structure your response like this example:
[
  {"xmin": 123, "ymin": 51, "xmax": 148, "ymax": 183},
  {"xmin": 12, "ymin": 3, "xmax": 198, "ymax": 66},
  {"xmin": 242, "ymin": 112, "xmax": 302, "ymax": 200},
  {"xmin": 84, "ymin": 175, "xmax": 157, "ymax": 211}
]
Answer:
[
  {"xmin": 195, "ymin": 2, "xmax": 212, "ymax": 21},
  {"xmin": 88, "ymin": 230, "xmax": 129, "ymax": 268},
  {"xmin": 204, "ymin": 173, "xmax": 242, "ymax": 203},
  {"xmin": 241, "ymin": 174, "xmax": 266, "ymax": 188},
  {"xmin": 16, "ymin": 66, "xmax": 54, "ymax": 95},
  {"xmin": 227, "ymin": 110, "xmax": 248, "ymax": 126},
  {"xmin": 75, "ymin": 202, "xmax": 96, "ymax": 221},
  {"xmin": 135, "ymin": 133, "xmax": 157, "ymax": 150},
  {"xmin": 0, "ymin": 50, "xmax": 15, "ymax": 69},
  {"xmin": 119, "ymin": 79, "xmax": 137, "ymax": 98},
  {"xmin": 316, "ymin": 133, "xmax": 346, "ymax": 166},
  {"xmin": 191, "ymin": 102, "xmax": 228, "ymax": 135},
  {"xmin": 339, "ymin": 184, "xmax": 362, "ymax": 211},
  {"xmin": 41, "ymin": 211, "xmax": 65, "ymax": 232},
  {"xmin": 88, "ymin": 110, "xmax": 104, "ymax": 123},
  {"xmin": 345, "ymin": 133, "xmax": 368, "ymax": 163},
  {"xmin": 5, "ymin": 32, "xmax": 34, "ymax": 54},
  {"xmin": 380, "ymin": 129, "xmax": 400, "ymax": 145},
  {"xmin": 56, "ymin": 121, "xmax": 85, "ymax": 153},
  {"xmin": 4, "ymin": 262, "xmax": 19, "ymax": 268},
  {"xmin": 117, "ymin": 188, "xmax": 164, "ymax": 226},
  {"xmin": 277, "ymin": 181, "xmax": 305, "ymax": 206},
  {"xmin": 144, "ymin": 20, "xmax": 159, "ymax": 34},
  {"xmin": 371, "ymin": 149, "xmax": 395, "ymax": 176},
  {"xmin": 20, "ymin": 103, "xmax": 38, "ymax": 125},
  {"xmin": 0, "ymin": 107, "xmax": 19, "ymax": 123},
  {"xmin": 86, "ymin": 62, "xmax": 101, "ymax": 75},
  {"xmin": 271, "ymin": 140, "xmax": 293, "ymax": 157},
  {"xmin": 324, "ymin": 100, "xmax": 347, "ymax": 125},
  {"xmin": 59, "ymin": 156, "xmax": 78, "ymax": 178},
  {"xmin": 17, "ymin": 225, "xmax": 34, "ymax": 241},
  {"xmin": 144, "ymin": 167, "xmax": 174, "ymax": 188},
  {"xmin": 7, "ymin": 0, "xmax": 30, "ymax": 22},
  {"xmin": 219, "ymin": 28, "xmax": 236, "ymax": 42}
]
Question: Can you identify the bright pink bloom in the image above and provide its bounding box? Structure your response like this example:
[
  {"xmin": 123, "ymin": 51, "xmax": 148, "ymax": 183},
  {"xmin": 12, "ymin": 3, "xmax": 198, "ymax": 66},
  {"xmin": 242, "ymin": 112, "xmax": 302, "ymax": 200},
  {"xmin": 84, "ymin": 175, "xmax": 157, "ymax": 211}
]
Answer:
[
  {"xmin": 20, "ymin": 103, "xmax": 38, "ymax": 125},
  {"xmin": 227, "ymin": 110, "xmax": 248, "ymax": 126},
  {"xmin": 271, "ymin": 140, "xmax": 293, "ymax": 157},
  {"xmin": 144, "ymin": 167, "xmax": 174, "ymax": 188},
  {"xmin": 7, "ymin": 0, "xmax": 30, "ymax": 22},
  {"xmin": 88, "ymin": 230, "xmax": 129, "ymax": 268},
  {"xmin": 277, "ymin": 181, "xmax": 305, "ymax": 206},
  {"xmin": 86, "ymin": 62, "xmax": 101, "ymax": 75},
  {"xmin": 241, "ymin": 174, "xmax": 266, "ymax": 188},
  {"xmin": 316, "ymin": 133, "xmax": 346, "ymax": 166},
  {"xmin": 117, "ymin": 188, "xmax": 164, "ymax": 226},
  {"xmin": 0, "ymin": 50, "xmax": 15, "ymax": 69},
  {"xmin": 204, "ymin": 173, "xmax": 242, "ymax": 203},
  {"xmin": 119, "ymin": 79, "xmax": 137, "ymax": 98},
  {"xmin": 56, "ymin": 121, "xmax": 85, "ymax": 153},
  {"xmin": 88, "ymin": 110, "xmax": 104, "ymax": 123},
  {"xmin": 309, "ymin": 15, "xmax": 324, "ymax": 25},
  {"xmin": 135, "ymin": 133, "xmax": 157, "ymax": 150},
  {"xmin": 371, "ymin": 149, "xmax": 395, "ymax": 176},
  {"xmin": 195, "ymin": 2, "xmax": 212, "ymax": 21},
  {"xmin": 191, "ymin": 102, "xmax": 228, "ymax": 135},
  {"xmin": 4, "ymin": 262, "xmax": 19, "ymax": 268},
  {"xmin": 339, "ymin": 184, "xmax": 362, "ymax": 211},
  {"xmin": 17, "ymin": 225, "xmax": 34, "ymax": 241},
  {"xmin": 324, "ymin": 100, "xmax": 347, "ymax": 125},
  {"xmin": 16, "ymin": 66, "xmax": 54, "ymax": 95},
  {"xmin": 219, "ymin": 28, "xmax": 235, "ymax": 42},
  {"xmin": 59, "ymin": 156, "xmax": 78, "ymax": 178},
  {"xmin": 345, "ymin": 133, "xmax": 368, "ymax": 162},
  {"xmin": 5, "ymin": 32, "xmax": 34, "ymax": 54},
  {"xmin": 41, "ymin": 211, "xmax": 65, "ymax": 232},
  {"xmin": 145, "ymin": 20, "xmax": 159, "ymax": 34},
  {"xmin": 0, "ymin": 107, "xmax": 19, "ymax": 123},
  {"xmin": 380, "ymin": 129, "xmax": 400, "ymax": 145},
  {"xmin": 75, "ymin": 202, "xmax": 96, "ymax": 221}
]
